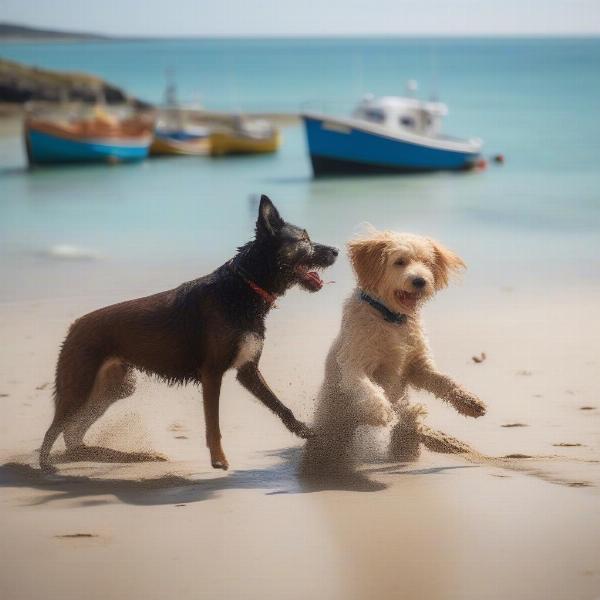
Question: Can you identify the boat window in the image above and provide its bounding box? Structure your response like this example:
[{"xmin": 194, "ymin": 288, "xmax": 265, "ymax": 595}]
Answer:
[
  {"xmin": 400, "ymin": 116, "xmax": 415, "ymax": 128},
  {"xmin": 363, "ymin": 108, "xmax": 386, "ymax": 124}
]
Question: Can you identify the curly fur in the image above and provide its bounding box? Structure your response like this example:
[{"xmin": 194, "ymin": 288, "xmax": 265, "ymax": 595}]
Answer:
[{"xmin": 303, "ymin": 229, "xmax": 485, "ymax": 473}]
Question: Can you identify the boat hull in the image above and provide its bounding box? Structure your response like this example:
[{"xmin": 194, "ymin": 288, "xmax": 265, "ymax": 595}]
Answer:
[
  {"xmin": 150, "ymin": 136, "xmax": 210, "ymax": 156},
  {"xmin": 303, "ymin": 115, "xmax": 481, "ymax": 176},
  {"xmin": 209, "ymin": 131, "xmax": 280, "ymax": 156},
  {"xmin": 26, "ymin": 127, "xmax": 151, "ymax": 165}
]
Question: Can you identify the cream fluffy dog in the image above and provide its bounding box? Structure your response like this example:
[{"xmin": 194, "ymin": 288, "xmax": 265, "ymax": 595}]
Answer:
[{"xmin": 303, "ymin": 229, "xmax": 486, "ymax": 471}]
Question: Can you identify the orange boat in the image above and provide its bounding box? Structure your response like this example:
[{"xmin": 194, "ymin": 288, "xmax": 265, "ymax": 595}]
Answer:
[{"xmin": 25, "ymin": 107, "xmax": 155, "ymax": 165}]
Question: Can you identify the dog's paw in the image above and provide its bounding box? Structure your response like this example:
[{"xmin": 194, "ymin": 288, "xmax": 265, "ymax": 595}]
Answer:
[
  {"xmin": 40, "ymin": 462, "xmax": 57, "ymax": 474},
  {"xmin": 389, "ymin": 422, "xmax": 422, "ymax": 461},
  {"xmin": 209, "ymin": 446, "xmax": 230, "ymax": 470},
  {"xmin": 211, "ymin": 458, "xmax": 229, "ymax": 471},
  {"xmin": 364, "ymin": 400, "xmax": 396, "ymax": 427},
  {"xmin": 450, "ymin": 388, "xmax": 486, "ymax": 418},
  {"xmin": 288, "ymin": 420, "xmax": 315, "ymax": 439}
]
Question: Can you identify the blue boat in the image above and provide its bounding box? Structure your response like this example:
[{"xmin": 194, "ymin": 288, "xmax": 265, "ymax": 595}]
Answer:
[
  {"xmin": 302, "ymin": 88, "xmax": 482, "ymax": 176},
  {"xmin": 25, "ymin": 112, "xmax": 154, "ymax": 166}
]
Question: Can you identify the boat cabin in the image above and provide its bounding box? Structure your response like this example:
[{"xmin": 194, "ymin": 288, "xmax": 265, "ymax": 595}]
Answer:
[{"xmin": 352, "ymin": 94, "xmax": 448, "ymax": 137}]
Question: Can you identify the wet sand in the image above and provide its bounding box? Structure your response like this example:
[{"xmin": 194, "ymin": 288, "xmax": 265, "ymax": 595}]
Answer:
[{"xmin": 1, "ymin": 281, "xmax": 599, "ymax": 599}]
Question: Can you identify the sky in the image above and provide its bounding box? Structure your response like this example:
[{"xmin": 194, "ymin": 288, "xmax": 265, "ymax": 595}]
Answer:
[{"xmin": 2, "ymin": 0, "xmax": 600, "ymax": 37}]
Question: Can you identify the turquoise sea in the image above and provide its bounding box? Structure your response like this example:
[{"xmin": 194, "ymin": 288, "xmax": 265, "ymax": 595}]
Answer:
[{"xmin": 0, "ymin": 37, "xmax": 599, "ymax": 302}]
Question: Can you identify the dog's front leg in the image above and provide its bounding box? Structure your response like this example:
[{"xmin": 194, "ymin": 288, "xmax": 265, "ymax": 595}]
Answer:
[
  {"xmin": 201, "ymin": 370, "xmax": 229, "ymax": 470},
  {"xmin": 408, "ymin": 364, "xmax": 486, "ymax": 418},
  {"xmin": 236, "ymin": 363, "xmax": 312, "ymax": 438}
]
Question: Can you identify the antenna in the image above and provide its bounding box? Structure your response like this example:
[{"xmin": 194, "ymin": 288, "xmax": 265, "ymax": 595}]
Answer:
[
  {"xmin": 354, "ymin": 50, "xmax": 364, "ymax": 99},
  {"xmin": 429, "ymin": 42, "xmax": 439, "ymax": 101},
  {"xmin": 406, "ymin": 79, "xmax": 418, "ymax": 97},
  {"xmin": 164, "ymin": 66, "xmax": 177, "ymax": 107}
]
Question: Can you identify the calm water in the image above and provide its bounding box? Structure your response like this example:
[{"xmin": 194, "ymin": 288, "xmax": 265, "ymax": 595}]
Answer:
[{"xmin": 0, "ymin": 37, "xmax": 599, "ymax": 302}]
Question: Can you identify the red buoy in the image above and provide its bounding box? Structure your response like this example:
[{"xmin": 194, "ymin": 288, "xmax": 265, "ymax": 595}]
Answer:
[{"xmin": 493, "ymin": 153, "xmax": 505, "ymax": 164}]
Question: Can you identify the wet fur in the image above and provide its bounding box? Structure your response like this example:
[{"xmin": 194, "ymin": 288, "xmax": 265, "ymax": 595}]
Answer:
[{"xmin": 40, "ymin": 195, "xmax": 338, "ymax": 471}]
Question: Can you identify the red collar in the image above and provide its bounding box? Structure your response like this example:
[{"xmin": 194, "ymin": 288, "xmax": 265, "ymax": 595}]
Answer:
[
  {"xmin": 245, "ymin": 278, "xmax": 278, "ymax": 306},
  {"xmin": 228, "ymin": 260, "xmax": 278, "ymax": 307}
]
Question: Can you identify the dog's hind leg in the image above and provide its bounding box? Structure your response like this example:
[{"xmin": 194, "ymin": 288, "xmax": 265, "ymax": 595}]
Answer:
[
  {"xmin": 63, "ymin": 358, "xmax": 136, "ymax": 453},
  {"xmin": 39, "ymin": 418, "xmax": 64, "ymax": 471},
  {"xmin": 201, "ymin": 369, "xmax": 229, "ymax": 470},
  {"xmin": 302, "ymin": 420, "xmax": 357, "ymax": 476},
  {"xmin": 40, "ymin": 353, "xmax": 105, "ymax": 469},
  {"xmin": 389, "ymin": 403, "xmax": 427, "ymax": 462}
]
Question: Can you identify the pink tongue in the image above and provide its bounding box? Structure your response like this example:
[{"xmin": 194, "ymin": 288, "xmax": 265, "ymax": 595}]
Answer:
[
  {"xmin": 306, "ymin": 271, "xmax": 323, "ymax": 289},
  {"xmin": 396, "ymin": 292, "xmax": 417, "ymax": 309}
]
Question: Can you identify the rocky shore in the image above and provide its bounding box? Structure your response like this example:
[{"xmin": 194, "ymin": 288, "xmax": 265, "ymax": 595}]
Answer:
[{"xmin": 0, "ymin": 58, "xmax": 149, "ymax": 107}]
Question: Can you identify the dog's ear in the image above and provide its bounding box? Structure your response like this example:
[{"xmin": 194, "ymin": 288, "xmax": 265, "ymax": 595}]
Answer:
[
  {"xmin": 347, "ymin": 237, "xmax": 389, "ymax": 291},
  {"xmin": 257, "ymin": 195, "xmax": 284, "ymax": 237},
  {"xmin": 430, "ymin": 240, "xmax": 465, "ymax": 290}
]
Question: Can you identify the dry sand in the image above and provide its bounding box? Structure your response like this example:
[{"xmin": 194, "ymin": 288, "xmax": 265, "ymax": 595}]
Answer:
[{"xmin": 1, "ymin": 281, "xmax": 600, "ymax": 599}]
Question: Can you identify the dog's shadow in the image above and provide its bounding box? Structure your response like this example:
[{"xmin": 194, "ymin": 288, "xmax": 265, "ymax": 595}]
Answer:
[
  {"xmin": 0, "ymin": 446, "xmax": 479, "ymax": 508},
  {"xmin": 0, "ymin": 446, "xmax": 405, "ymax": 507},
  {"xmin": 58, "ymin": 446, "xmax": 169, "ymax": 464}
]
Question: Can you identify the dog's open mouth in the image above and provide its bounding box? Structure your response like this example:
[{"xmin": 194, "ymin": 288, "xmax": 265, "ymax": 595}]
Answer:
[
  {"xmin": 295, "ymin": 265, "xmax": 324, "ymax": 292},
  {"xmin": 395, "ymin": 290, "xmax": 420, "ymax": 311}
]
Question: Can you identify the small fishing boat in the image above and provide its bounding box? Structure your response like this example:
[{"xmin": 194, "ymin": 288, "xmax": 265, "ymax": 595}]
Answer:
[
  {"xmin": 25, "ymin": 106, "xmax": 154, "ymax": 165},
  {"xmin": 150, "ymin": 70, "xmax": 211, "ymax": 157},
  {"xmin": 302, "ymin": 83, "xmax": 482, "ymax": 176},
  {"xmin": 150, "ymin": 125, "xmax": 211, "ymax": 156},
  {"xmin": 210, "ymin": 117, "xmax": 280, "ymax": 156}
]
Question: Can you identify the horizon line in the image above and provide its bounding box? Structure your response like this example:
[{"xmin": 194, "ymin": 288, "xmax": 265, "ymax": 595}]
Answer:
[{"xmin": 1, "ymin": 22, "xmax": 600, "ymax": 41}]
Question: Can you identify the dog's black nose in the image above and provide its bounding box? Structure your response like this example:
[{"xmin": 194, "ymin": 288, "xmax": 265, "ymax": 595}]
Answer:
[
  {"xmin": 330, "ymin": 247, "xmax": 339, "ymax": 257},
  {"xmin": 412, "ymin": 277, "xmax": 427, "ymax": 289}
]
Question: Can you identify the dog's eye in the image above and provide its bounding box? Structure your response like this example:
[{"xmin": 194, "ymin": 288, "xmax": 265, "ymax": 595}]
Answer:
[{"xmin": 394, "ymin": 258, "xmax": 407, "ymax": 267}]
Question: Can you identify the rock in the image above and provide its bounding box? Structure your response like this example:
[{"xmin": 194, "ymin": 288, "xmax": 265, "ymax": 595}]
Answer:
[{"xmin": 0, "ymin": 57, "xmax": 150, "ymax": 108}]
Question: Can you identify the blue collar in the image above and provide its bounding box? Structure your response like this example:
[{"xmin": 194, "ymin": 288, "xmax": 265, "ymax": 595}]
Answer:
[{"xmin": 358, "ymin": 290, "xmax": 407, "ymax": 325}]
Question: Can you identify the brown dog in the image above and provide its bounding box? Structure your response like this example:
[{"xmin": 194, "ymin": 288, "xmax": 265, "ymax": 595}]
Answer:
[{"xmin": 40, "ymin": 195, "xmax": 337, "ymax": 471}]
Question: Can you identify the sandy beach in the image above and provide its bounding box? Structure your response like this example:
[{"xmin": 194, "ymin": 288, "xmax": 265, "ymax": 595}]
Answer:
[
  {"xmin": 2, "ymin": 30, "xmax": 600, "ymax": 600},
  {"xmin": 1, "ymin": 275, "xmax": 599, "ymax": 600}
]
